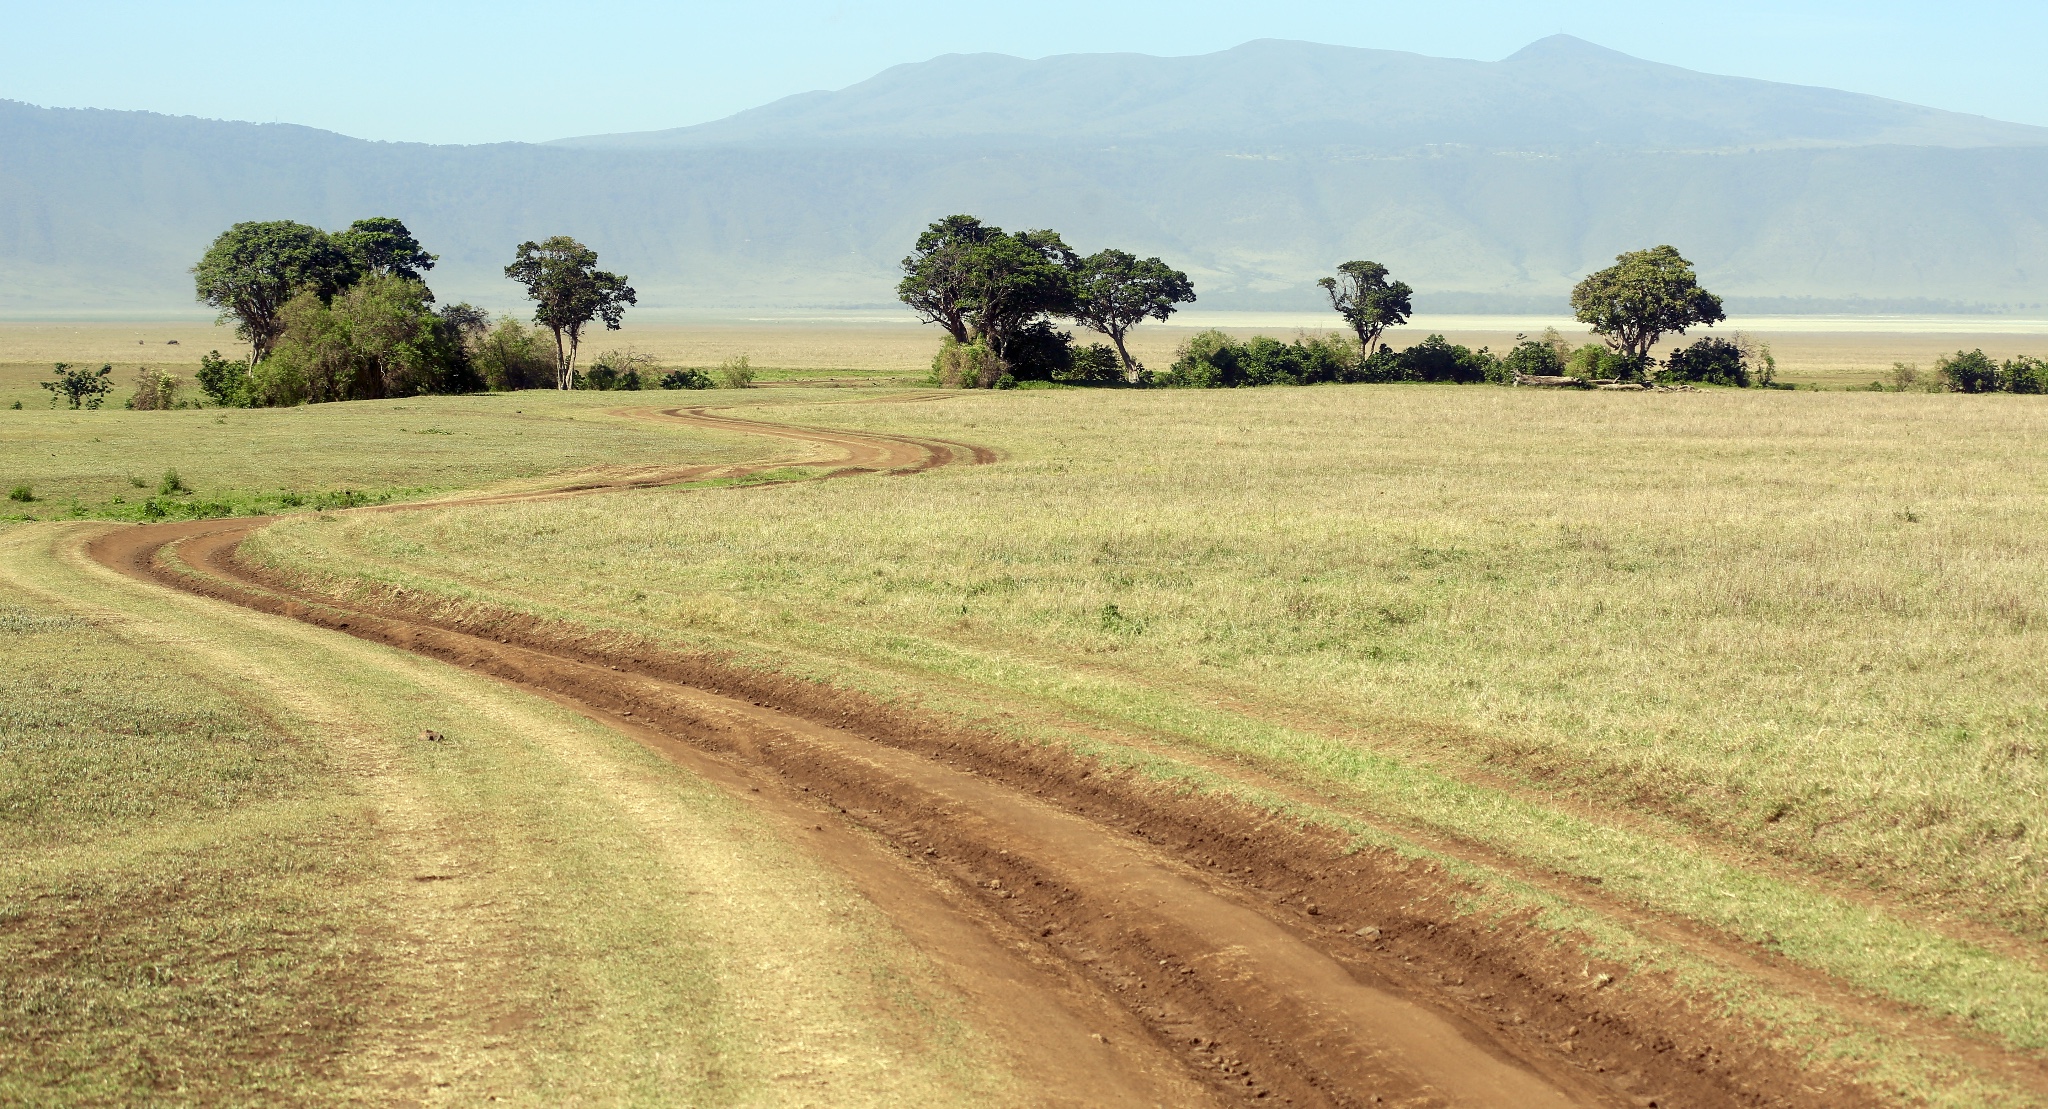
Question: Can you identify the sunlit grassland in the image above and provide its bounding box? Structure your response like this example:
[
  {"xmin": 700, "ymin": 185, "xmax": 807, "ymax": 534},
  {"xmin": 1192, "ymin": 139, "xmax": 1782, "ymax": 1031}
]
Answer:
[
  {"xmin": 0, "ymin": 390, "xmax": 768, "ymax": 522},
  {"xmin": 0, "ymin": 526, "xmax": 1015, "ymax": 1106},
  {"xmin": 245, "ymin": 384, "xmax": 2048, "ymax": 1096}
]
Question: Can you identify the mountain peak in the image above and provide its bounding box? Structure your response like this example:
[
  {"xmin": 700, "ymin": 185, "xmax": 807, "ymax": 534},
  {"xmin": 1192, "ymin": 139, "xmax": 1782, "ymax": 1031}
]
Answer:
[{"xmin": 1504, "ymin": 34, "xmax": 1647, "ymax": 66}]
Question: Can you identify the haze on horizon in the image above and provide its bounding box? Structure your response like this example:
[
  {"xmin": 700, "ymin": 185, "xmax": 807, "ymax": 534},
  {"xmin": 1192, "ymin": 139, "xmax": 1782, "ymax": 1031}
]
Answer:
[{"xmin": 3, "ymin": 0, "xmax": 2046, "ymax": 145}]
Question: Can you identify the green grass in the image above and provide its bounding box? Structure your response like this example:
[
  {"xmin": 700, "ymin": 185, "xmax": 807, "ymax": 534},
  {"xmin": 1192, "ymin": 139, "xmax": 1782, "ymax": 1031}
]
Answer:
[
  {"xmin": 0, "ymin": 390, "xmax": 769, "ymax": 521},
  {"xmin": 242, "ymin": 383, "xmax": 2048, "ymax": 1102}
]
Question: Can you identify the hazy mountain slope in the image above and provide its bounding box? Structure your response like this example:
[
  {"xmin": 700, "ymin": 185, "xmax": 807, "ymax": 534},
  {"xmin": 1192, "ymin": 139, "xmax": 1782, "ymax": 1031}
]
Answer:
[
  {"xmin": 4, "ymin": 37, "xmax": 2047, "ymax": 317},
  {"xmin": 559, "ymin": 37, "xmax": 2048, "ymax": 152}
]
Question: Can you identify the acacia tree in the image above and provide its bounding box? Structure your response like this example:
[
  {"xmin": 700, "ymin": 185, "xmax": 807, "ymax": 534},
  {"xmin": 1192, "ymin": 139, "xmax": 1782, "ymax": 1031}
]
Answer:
[
  {"xmin": 192, "ymin": 221, "xmax": 358, "ymax": 362},
  {"xmin": 959, "ymin": 228, "xmax": 1077, "ymax": 370},
  {"xmin": 898, "ymin": 215, "xmax": 998, "ymax": 343},
  {"xmin": 337, "ymin": 217, "xmax": 438, "ymax": 282},
  {"xmin": 503, "ymin": 237, "xmax": 636, "ymax": 389},
  {"xmin": 1069, "ymin": 249, "xmax": 1196, "ymax": 379},
  {"xmin": 1318, "ymin": 261, "xmax": 1413, "ymax": 355},
  {"xmin": 1570, "ymin": 245, "xmax": 1725, "ymax": 371}
]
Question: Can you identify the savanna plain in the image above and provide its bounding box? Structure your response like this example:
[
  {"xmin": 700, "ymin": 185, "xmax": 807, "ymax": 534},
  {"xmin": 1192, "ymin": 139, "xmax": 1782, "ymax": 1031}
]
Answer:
[{"xmin": 3, "ymin": 322, "xmax": 2046, "ymax": 1108}]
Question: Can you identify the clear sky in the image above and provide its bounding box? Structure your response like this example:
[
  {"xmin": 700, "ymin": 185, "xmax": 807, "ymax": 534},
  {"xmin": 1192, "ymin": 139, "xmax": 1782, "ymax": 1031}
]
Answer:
[{"xmin": 4, "ymin": 0, "xmax": 2044, "ymax": 144}]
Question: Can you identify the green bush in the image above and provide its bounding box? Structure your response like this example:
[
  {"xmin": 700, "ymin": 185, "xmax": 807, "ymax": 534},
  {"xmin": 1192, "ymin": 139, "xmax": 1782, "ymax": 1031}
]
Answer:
[
  {"xmin": 8, "ymin": 484, "xmax": 34, "ymax": 503},
  {"xmin": 39, "ymin": 363, "xmax": 114, "ymax": 409},
  {"xmin": 932, "ymin": 339, "xmax": 1000, "ymax": 389},
  {"xmin": 1938, "ymin": 349, "xmax": 2000, "ymax": 393},
  {"xmin": 659, "ymin": 367, "xmax": 714, "ymax": 390},
  {"xmin": 475, "ymin": 318, "xmax": 556, "ymax": 391},
  {"xmin": 158, "ymin": 469, "xmax": 188, "ymax": 496},
  {"xmin": 1662, "ymin": 337, "xmax": 1751, "ymax": 387},
  {"xmin": 1396, "ymin": 334, "xmax": 1494, "ymax": 383},
  {"xmin": 1058, "ymin": 343, "xmax": 1125, "ymax": 384},
  {"xmin": 1999, "ymin": 355, "xmax": 2048, "ymax": 394},
  {"xmin": 716, "ymin": 355, "xmax": 756, "ymax": 389},
  {"xmin": 1499, "ymin": 335, "xmax": 1568, "ymax": 379},
  {"xmin": 196, "ymin": 350, "xmax": 251, "ymax": 407},
  {"xmin": 1161, "ymin": 330, "xmax": 1361, "ymax": 388}
]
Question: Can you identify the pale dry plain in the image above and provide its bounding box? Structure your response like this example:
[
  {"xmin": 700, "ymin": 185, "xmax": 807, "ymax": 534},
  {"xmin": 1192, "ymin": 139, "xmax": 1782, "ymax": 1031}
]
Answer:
[{"xmin": 4, "ymin": 320, "xmax": 2047, "ymax": 1108}]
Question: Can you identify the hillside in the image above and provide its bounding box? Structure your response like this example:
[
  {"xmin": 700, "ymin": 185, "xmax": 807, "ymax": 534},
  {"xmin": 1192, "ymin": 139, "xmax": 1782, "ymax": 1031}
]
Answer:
[{"xmin": 4, "ymin": 37, "xmax": 2048, "ymax": 317}]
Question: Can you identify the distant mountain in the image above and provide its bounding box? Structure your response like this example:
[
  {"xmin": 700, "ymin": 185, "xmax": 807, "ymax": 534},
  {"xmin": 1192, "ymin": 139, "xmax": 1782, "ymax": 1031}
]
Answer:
[
  {"xmin": 5, "ymin": 38, "xmax": 2048, "ymax": 318},
  {"xmin": 559, "ymin": 37, "xmax": 2048, "ymax": 153}
]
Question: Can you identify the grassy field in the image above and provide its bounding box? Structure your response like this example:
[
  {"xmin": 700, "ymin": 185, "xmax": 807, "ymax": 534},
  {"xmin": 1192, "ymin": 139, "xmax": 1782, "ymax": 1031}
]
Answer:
[
  {"xmin": 239, "ymin": 384, "xmax": 2048, "ymax": 1103},
  {"xmin": 0, "ymin": 521, "xmax": 1021, "ymax": 1106},
  {"xmin": 0, "ymin": 391, "xmax": 769, "ymax": 521}
]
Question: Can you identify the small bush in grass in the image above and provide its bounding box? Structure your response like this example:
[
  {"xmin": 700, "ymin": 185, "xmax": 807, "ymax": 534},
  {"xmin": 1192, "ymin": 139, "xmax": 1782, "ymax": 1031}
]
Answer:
[
  {"xmin": 1938, "ymin": 349, "xmax": 2000, "ymax": 393},
  {"xmin": 659, "ymin": 367, "xmax": 714, "ymax": 389},
  {"xmin": 127, "ymin": 367, "xmax": 185, "ymax": 410},
  {"xmin": 159, "ymin": 470, "xmax": 188, "ymax": 495},
  {"xmin": 2000, "ymin": 355, "xmax": 2048, "ymax": 394},
  {"xmin": 1662, "ymin": 337, "xmax": 1751, "ymax": 387},
  {"xmin": 932, "ymin": 339, "xmax": 999, "ymax": 389},
  {"xmin": 8, "ymin": 484, "xmax": 33, "ymax": 503},
  {"xmin": 716, "ymin": 355, "xmax": 756, "ymax": 389}
]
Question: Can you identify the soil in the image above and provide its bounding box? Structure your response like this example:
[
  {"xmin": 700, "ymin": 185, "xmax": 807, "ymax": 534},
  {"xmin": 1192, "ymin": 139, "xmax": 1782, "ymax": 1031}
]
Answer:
[{"xmin": 81, "ymin": 402, "xmax": 1907, "ymax": 1108}]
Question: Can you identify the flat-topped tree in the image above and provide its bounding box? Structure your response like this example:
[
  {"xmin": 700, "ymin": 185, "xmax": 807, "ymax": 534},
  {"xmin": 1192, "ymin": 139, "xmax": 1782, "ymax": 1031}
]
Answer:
[
  {"xmin": 338, "ymin": 217, "xmax": 438, "ymax": 283},
  {"xmin": 193, "ymin": 221, "xmax": 358, "ymax": 363},
  {"xmin": 504, "ymin": 237, "xmax": 636, "ymax": 390},
  {"xmin": 1069, "ymin": 249, "xmax": 1196, "ymax": 381},
  {"xmin": 898, "ymin": 215, "xmax": 1000, "ymax": 344},
  {"xmin": 1571, "ymin": 245, "xmax": 1725, "ymax": 375},
  {"xmin": 1319, "ymin": 261, "xmax": 1412, "ymax": 355}
]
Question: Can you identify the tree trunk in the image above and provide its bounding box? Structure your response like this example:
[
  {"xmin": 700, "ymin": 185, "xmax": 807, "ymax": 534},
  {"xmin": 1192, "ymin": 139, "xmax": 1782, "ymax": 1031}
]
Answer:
[
  {"xmin": 549, "ymin": 325, "xmax": 569, "ymax": 390},
  {"xmin": 1110, "ymin": 330, "xmax": 1137, "ymax": 382}
]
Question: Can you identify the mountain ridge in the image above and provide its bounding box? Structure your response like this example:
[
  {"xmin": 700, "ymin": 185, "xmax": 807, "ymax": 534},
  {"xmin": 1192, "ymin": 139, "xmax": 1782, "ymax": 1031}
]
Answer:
[{"xmin": 5, "ymin": 38, "xmax": 2048, "ymax": 315}]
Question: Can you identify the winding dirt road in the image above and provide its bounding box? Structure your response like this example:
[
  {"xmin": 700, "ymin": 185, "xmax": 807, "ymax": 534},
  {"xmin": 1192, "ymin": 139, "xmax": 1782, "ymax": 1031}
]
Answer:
[{"xmin": 78, "ymin": 402, "xmax": 1850, "ymax": 1108}]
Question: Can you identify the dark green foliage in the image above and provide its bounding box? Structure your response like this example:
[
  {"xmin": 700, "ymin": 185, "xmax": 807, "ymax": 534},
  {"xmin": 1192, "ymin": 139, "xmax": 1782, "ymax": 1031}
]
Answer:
[
  {"xmin": 192, "ymin": 221, "xmax": 359, "ymax": 362},
  {"xmin": 1937, "ymin": 349, "xmax": 2000, "ymax": 393},
  {"xmin": 1571, "ymin": 245, "xmax": 1725, "ymax": 364},
  {"xmin": 659, "ymin": 367, "xmax": 714, "ymax": 390},
  {"xmin": 1318, "ymin": 261, "xmax": 1413, "ymax": 353},
  {"xmin": 1498, "ymin": 335, "xmax": 1568, "ymax": 379},
  {"xmin": 40, "ymin": 363, "xmax": 114, "ymax": 409},
  {"xmin": 1397, "ymin": 334, "xmax": 1494, "ymax": 383},
  {"xmin": 1060, "ymin": 343, "xmax": 1126, "ymax": 384},
  {"xmin": 8, "ymin": 485, "xmax": 33, "ymax": 503},
  {"xmin": 1161, "ymin": 330, "xmax": 1360, "ymax": 388},
  {"xmin": 195, "ymin": 350, "xmax": 251, "ymax": 407},
  {"xmin": 1068, "ymin": 249, "xmax": 1195, "ymax": 377},
  {"xmin": 335, "ymin": 217, "xmax": 437, "ymax": 282},
  {"xmin": 1663, "ymin": 336, "xmax": 1751, "ymax": 386},
  {"xmin": 473, "ymin": 318, "xmax": 556, "ymax": 391},
  {"xmin": 1566, "ymin": 344, "xmax": 1648, "ymax": 381},
  {"xmin": 1999, "ymin": 355, "xmax": 2048, "ymax": 394},
  {"xmin": 580, "ymin": 350, "xmax": 655, "ymax": 391},
  {"xmin": 158, "ymin": 469, "xmax": 187, "ymax": 495},
  {"xmin": 1000, "ymin": 321, "xmax": 1075, "ymax": 384},
  {"xmin": 504, "ymin": 236, "xmax": 637, "ymax": 390},
  {"xmin": 898, "ymin": 215, "xmax": 1000, "ymax": 344},
  {"xmin": 251, "ymin": 276, "xmax": 479, "ymax": 405}
]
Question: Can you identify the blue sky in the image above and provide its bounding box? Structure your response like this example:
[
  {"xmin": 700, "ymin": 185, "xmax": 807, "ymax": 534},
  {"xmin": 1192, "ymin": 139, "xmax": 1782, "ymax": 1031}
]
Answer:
[{"xmin": 4, "ymin": 1, "xmax": 2044, "ymax": 144}]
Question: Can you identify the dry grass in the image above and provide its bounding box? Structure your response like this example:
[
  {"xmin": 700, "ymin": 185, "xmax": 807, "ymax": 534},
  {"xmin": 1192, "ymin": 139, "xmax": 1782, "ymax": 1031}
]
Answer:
[{"xmin": 244, "ymin": 384, "xmax": 2048, "ymax": 1096}]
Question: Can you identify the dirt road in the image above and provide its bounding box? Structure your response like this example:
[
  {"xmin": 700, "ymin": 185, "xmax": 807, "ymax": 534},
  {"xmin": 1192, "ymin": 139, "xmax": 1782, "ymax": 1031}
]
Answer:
[{"xmin": 80, "ymin": 402, "xmax": 1867, "ymax": 1108}]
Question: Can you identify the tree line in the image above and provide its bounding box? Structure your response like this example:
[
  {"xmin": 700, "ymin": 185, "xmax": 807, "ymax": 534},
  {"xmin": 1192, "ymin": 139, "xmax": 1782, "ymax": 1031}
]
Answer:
[
  {"xmin": 901, "ymin": 221, "xmax": 1790, "ymax": 390},
  {"xmin": 184, "ymin": 220, "xmax": 641, "ymax": 406}
]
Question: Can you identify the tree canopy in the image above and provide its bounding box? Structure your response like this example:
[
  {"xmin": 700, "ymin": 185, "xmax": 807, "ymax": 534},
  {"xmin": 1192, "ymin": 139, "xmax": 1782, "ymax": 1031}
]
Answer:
[
  {"xmin": 504, "ymin": 237, "xmax": 637, "ymax": 390},
  {"xmin": 1570, "ymin": 245, "xmax": 1725, "ymax": 369},
  {"xmin": 898, "ymin": 215, "xmax": 1000, "ymax": 344},
  {"xmin": 336, "ymin": 217, "xmax": 438, "ymax": 283},
  {"xmin": 1069, "ymin": 249, "xmax": 1197, "ymax": 379},
  {"xmin": 1318, "ymin": 261, "xmax": 1413, "ymax": 355},
  {"xmin": 192, "ymin": 221, "xmax": 359, "ymax": 362}
]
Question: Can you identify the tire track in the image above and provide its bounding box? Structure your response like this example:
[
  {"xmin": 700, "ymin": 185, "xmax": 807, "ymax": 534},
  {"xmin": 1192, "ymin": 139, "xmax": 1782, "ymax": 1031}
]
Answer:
[{"xmin": 77, "ymin": 397, "xmax": 1902, "ymax": 1108}]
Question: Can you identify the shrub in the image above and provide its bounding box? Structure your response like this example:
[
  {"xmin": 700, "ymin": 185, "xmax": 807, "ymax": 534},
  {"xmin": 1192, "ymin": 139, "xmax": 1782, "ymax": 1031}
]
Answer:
[
  {"xmin": 474, "ymin": 318, "xmax": 556, "ymax": 391},
  {"xmin": 1662, "ymin": 337, "xmax": 1750, "ymax": 387},
  {"xmin": 582, "ymin": 349, "xmax": 655, "ymax": 391},
  {"xmin": 126, "ymin": 367, "xmax": 185, "ymax": 410},
  {"xmin": 1058, "ymin": 343, "xmax": 1125, "ymax": 384},
  {"xmin": 1937, "ymin": 349, "xmax": 1999, "ymax": 393},
  {"xmin": 1499, "ymin": 335, "xmax": 1568, "ymax": 380},
  {"xmin": 159, "ymin": 469, "xmax": 188, "ymax": 496},
  {"xmin": 716, "ymin": 354, "xmax": 756, "ymax": 389},
  {"xmin": 39, "ymin": 363, "xmax": 114, "ymax": 409},
  {"xmin": 1889, "ymin": 362, "xmax": 1924, "ymax": 392},
  {"xmin": 1161, "ymin": 330, "xmax": 1360, "ymax": 388},
  {"xmin": 659, "ymin": 367, "xmax": 714, "ymax": 390},
  {"xmin": 932, "ymin": 339, "xmax": 1000, "ymax": 389},
  {"xmin": 1999, "ymin": 355, "xmax": 2048, "ymax": 394},
  {"xmin": 195, "ymin": 350, "xmax": 251, "ymax": 407},
  {"xmin": 1001, "ymin": 322, "xmax": 1072, "ymax": 385},
  {"xmin": 1396, "ymin": 335, "xmax": 1494, "ymax": 383},
  {"xmin": 1566, "ymin": 344, "xmax": 1646, "ymax": 381},
  {"xmin": 8, "ymin": 484, "xmax": 34, "ymax": 503}
]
